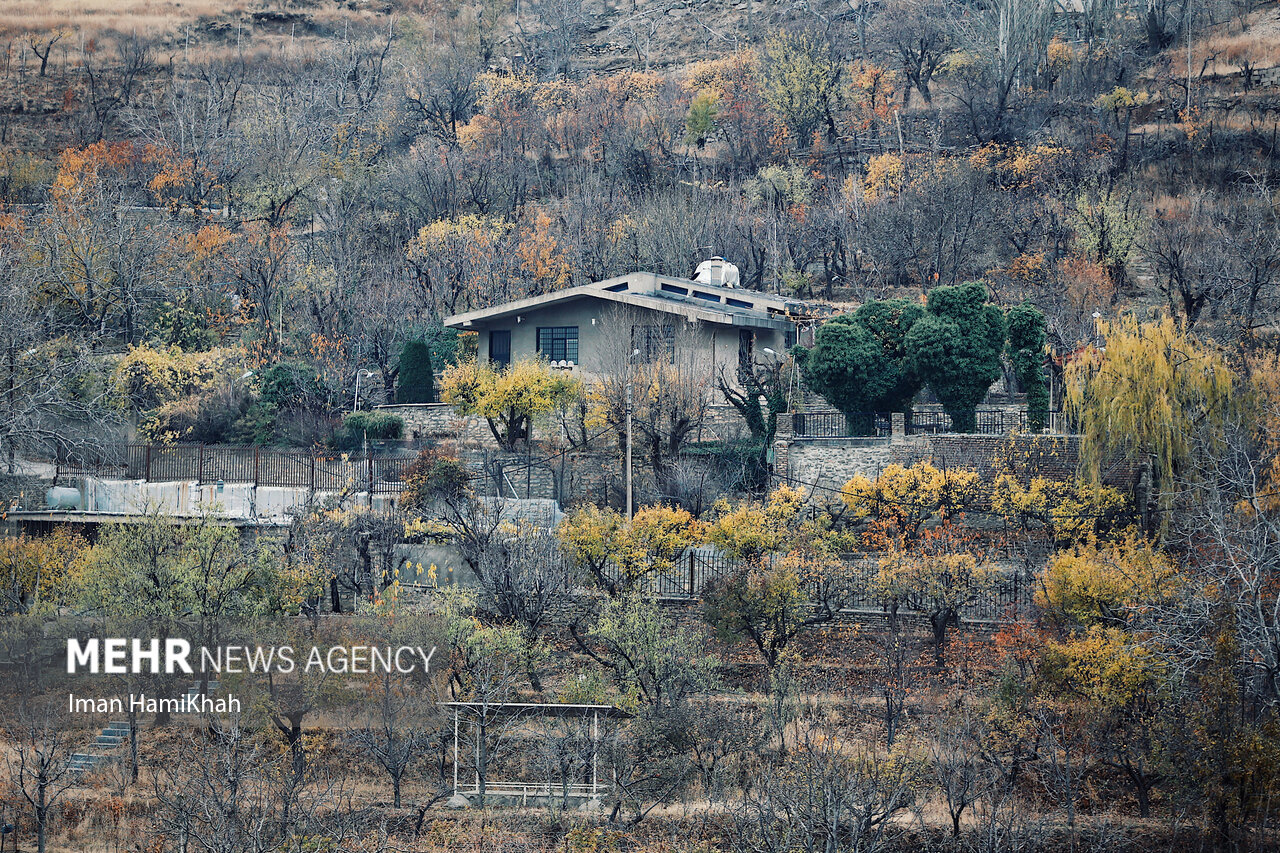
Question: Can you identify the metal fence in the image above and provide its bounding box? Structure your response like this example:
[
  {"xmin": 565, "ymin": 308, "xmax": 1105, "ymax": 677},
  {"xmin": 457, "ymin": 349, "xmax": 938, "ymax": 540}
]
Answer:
[
  {"xmin": 57, "ymin": 444, "xmax": 419, "ymax": 493},
  {"xmin": 791, "ymin": 411, "xmax": 892, "ymax": 438},
  {"xmin": 617, "ymin": 550, "xmax": 1037, "ymax": 623},
  {"xmin": 791, "ymin": 408, "xmax": 1072, "ymax": 438},
  {"xmin": 905, "ymin": 409, "xmax": 1021, "ymax": 435}
]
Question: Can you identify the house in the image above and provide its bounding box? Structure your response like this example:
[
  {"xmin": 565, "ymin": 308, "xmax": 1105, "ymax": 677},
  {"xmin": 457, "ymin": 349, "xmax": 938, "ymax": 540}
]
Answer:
[{"xmin": 444, "ymin": 271, "xmax": 816, "ymax": 387}]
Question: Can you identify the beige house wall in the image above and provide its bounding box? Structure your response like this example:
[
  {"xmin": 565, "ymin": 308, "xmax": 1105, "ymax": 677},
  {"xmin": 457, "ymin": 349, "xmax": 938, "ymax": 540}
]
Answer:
[{"xmin": 472, "ymin": 298, "xmax": 786, "ymax": 400}]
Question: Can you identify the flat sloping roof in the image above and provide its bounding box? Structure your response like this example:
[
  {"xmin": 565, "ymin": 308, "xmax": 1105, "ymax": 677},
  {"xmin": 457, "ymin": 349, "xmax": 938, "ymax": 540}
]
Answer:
[{"xmin": 444, "ymin": 272, "xmax": 796, "ymax": 332}]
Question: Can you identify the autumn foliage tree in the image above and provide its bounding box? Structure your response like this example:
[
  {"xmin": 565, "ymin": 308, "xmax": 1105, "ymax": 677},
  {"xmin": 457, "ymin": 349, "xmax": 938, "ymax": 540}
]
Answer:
[
  {"xmin": 558, "ymin": 503, "xmax": 702, "ymax": 597},
  {"xmin": 440, "ymin": 357, "xmax": 581, "ymax": 450},
  {"xmin": 1065, "ymin": 316, "xmax": 1236, "ymax": 514},
  {"xmin": 703, "ymin": 487, "xmax": 860, "ymax": 671}
]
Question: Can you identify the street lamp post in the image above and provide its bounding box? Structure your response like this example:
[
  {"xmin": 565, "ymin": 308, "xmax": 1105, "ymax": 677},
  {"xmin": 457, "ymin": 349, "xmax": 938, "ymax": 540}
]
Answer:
[
  {"xmin": 626, "ymin": 349, "xmax": 640, "ymax": 521},
  {"xmin": 353, "ymin": 369, "xmax": 376, "ymax": 412}
]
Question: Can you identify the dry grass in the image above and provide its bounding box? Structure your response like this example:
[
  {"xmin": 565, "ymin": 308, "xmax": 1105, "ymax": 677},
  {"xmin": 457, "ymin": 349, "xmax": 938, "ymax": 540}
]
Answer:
[
  {"xmin": 0, "ymin": 0, "xmax": 418, "ymax": 43},
  {"xmin": 1167, "ymin": 4, "xmax": 1280, "ymax": 81},
  {"xmin": 0, "ymin": 0, "xmax": 255, "ymax": 39}
]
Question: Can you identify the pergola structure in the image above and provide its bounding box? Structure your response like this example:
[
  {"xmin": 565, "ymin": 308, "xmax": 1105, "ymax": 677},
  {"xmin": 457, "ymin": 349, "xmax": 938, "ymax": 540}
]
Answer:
[{"xmin": 441, "ymin": 701, "xmax": 632, "ymax": 808}]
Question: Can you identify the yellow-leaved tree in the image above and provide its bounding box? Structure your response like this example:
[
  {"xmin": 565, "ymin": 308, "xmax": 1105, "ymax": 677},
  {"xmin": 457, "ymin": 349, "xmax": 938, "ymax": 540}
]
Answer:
[
  {"xmin": 703, "ymin": 487, "xmax": 859, "ymax": 671},
  {"xmin": 1065, "ymin": 315, "xmax": 1235, "ymax": 519},
  {"xmin": 1036, "ymin": 532, "xmax": 1178, "ymax": 631},
  {"xmin": 705, "ymin": 484, "xmax": 807, "ymax": 564},
  {"xmin": 1034, "ymin": 533, "xmax": 1179, "ymax": 817},
  {"xmin": 440, "ymin": 358, "xmax": 582, "ymax": 450},
  {"xmin": 991, "ymin": 474, "xmax": 1129, "ymax": 543},
  {"xmin": 871, "ymin": 520, "xmax": 996, "ymax": 664},
  {"xmin": 842, "ymin": 462, "xmax": 980, "ymax": 540},
  {"xmin": 0, "ymin": 529, "xmax": 87, "ymax": 614},
  {"xmin": 558, "ymin": 503, "xmax": 702, "ymax": 596}
]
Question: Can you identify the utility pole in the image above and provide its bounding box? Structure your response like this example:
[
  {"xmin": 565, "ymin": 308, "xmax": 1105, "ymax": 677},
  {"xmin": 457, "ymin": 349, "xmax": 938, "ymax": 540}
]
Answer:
[
  {"xmin": 625, "ymin": 377, "xmax": 633, "ymax": 521},
  {"xmin": 625, "ymin": 348, "xmax": 640, "ymax": 520}
]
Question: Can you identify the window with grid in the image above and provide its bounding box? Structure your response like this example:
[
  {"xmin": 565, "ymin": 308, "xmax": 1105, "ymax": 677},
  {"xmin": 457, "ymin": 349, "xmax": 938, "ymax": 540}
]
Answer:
[
  {"xmin": 631, "ymin": 324, "xmax": 675, "ymax": 363},
  {"xmin": 537, "ymin": 326, "xmax": 579, "ymax": 363}
]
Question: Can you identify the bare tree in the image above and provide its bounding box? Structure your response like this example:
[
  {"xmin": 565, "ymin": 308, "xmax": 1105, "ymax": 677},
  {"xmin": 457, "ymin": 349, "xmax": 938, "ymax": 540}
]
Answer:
[
  {"xmin": 5, "ymin": 703, "xmax": 78, "ymax": 853},
  {"xmin": 590, "ymin": 306, "xmax": 710, "ymax": 500},
  {"xmin": 872, "ymin": 0, "xmax": 951, "ymax": 106},
  {"xmin": 930, "ymin": 705, "xmax": 994, "ymax": 838},
  {"xmin": 471, "ymin": 522, "xmax": 574, "ymax": 692},
  {"xmin": 0, "ymin": 265, "xmax": 121, "ymax": 473},
  {"xmin": 402, "ymin": 39, "xmax": 479, "ymax": 147},
  {"xmin": 722, "ymin": 709, "xmax": 918, "ymax": 853},
  {"xmin": 27, "ymin": 30, "xmax": 65, "ymax": 78},
  {"xmin": 152, "ymin": 715, "xmax": 357, "ymax": 853},
  {"xmin": 347, "ymin": 609, "xmax": 445, "ymax": 807},
  {"xmin": 77, "ymin": 34, "xmax": 154, "ymax": 142},
  {"xmin": 945, "ymin": 0, "xmax": 1059, "ymax": 142}
]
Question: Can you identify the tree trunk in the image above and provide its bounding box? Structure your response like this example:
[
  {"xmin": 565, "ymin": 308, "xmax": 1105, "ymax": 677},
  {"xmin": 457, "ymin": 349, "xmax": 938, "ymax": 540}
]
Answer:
[
  {"xmin": 931, "ymin": 610, "xmax": 951, "ymax": 667},
  {"xmin": 36, "ymin": 782, "xmax": 47, "ymax": 853},
  {"xmin": 129, "ymin": 709, "xmax": 139, "ymax": 783}
]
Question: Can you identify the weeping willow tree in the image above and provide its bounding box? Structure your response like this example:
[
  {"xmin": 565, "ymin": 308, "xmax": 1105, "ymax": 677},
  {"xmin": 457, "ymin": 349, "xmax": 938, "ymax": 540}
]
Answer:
[{"xmin": 1065, "ymin": 315, "xmax": 1236, "ymax": 514}]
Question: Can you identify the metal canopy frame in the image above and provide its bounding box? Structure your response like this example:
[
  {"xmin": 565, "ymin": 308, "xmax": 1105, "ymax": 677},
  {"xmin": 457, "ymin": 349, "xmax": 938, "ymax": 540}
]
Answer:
[{"xmin": 440, "ymin": 702, "xmax": 632, "ymax": 803}]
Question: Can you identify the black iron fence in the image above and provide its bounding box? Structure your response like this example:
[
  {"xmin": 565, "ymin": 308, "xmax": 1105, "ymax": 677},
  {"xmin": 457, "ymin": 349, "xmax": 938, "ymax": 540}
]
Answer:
[
  {"xmin": 791, "ymin": 411, "xmax": 892, "ymax": 438},
  {"xmin": 791, "ymin": 408, "xmax": 1069, "ymax": 438},
  {"xmin": 57, "ymin": 444, "xmax": 419, "ymax": 494},
  {"xmin": 905, "ymin": 409, "xmax": 1022, "ymax": 435},
  {"xmin": 614, "ymin": 550, "xmax": 1037, "ymax": 623}
]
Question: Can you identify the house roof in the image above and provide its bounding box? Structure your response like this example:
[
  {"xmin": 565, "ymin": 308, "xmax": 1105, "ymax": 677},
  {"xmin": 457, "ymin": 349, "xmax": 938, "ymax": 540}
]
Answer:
[{"xmin": 444, "ymin": 271, "xmax": 804, "ymax": 332}]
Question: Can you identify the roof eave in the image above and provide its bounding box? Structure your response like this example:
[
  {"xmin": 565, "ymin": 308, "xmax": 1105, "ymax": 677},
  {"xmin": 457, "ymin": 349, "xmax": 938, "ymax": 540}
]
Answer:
[{"xmin": 446, "ymin": 288, "xmax": 792, "ymax": 331}]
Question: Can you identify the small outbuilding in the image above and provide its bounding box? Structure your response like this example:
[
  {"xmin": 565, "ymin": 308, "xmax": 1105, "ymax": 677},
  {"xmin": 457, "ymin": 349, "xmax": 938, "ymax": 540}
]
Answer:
[{"xmin": 441, "ymin": 701, "xmax": 633, "ymax": 810}]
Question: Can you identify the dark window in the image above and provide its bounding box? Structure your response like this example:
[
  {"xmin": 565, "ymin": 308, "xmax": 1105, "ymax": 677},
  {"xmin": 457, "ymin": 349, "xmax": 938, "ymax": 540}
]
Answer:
[
  {"xmin": 726, "ymin": 297, "xmax": 753, "ymax": 309},
  {"xmin": 604, "ymin": 281, "xmax": 629, "ymax": 292},
  {"xmin": 489, "ymin": 330, "xmax": 511, "ymax": 367},
  {"xmin": 660, "ymin": 283, "xmax": 689, "ymax": 295},
  {"xmin": 537, "ymin": 326, "xmax": 579, "ymax": 363},
  {"xmin": 738, "ymin": 329, "xmax": 754, "ymax": 372},
  {"xmin": 632, "ymin": 324, "xmax": 675, "ymax": 363}
]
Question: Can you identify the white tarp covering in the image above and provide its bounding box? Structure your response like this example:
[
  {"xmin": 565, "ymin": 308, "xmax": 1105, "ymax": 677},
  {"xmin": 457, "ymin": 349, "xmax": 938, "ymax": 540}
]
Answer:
[{"xmin": 693, "ymin": 257, "xmax": 740, "ymax": 288}]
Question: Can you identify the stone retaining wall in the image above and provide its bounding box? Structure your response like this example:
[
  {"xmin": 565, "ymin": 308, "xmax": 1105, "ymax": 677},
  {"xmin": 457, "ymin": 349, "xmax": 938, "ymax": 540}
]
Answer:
[
  {"xmin": 377, "ymin": 402, "xmax": 751, "ymax": 450},
  {"xmin": 772, "ymin": 429, "xmax": 1144, "ymax": 500},
  {"xmin": 375, "ymin": 403, "xmax": 494, "ymax": 446}
]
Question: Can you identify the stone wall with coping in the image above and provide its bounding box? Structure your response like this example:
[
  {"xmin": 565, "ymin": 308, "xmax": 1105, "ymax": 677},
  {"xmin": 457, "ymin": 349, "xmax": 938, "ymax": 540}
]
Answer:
[
  {"xmin": 377, "ymin": 402, "xmax": 752, "ymax": 449},
  {"xmin": 375, "ymin": 403, "xmax": 495, "ymax": 446},
  {"xmin": 771, "ymin": 416, "xmax": 1144, "ymax": 500},
  {"xmin": 775, "ymin": 438, "xmax": 895, "ymax": 497}
]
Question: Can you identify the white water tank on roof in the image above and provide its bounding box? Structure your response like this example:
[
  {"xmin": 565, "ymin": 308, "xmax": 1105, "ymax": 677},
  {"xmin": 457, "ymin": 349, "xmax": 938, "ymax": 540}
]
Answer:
[{"xmin": 694, "ymin": 257, "xmax": 740, "ymax": 288}]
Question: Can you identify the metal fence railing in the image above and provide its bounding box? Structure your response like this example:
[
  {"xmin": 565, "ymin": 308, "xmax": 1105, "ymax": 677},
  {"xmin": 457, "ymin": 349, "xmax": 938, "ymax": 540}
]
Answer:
[
  {"xmin": 905, "ymin": 410, "xmax": 1007, "ymax": 435},
  {"xmin": 792, "ymin": 411, "xmax": 892, "ymax": 438},
  {"xmin": 608, "ymin": 550, "xmax": 1037, "ymax": 623},
  {"xmin": 57, "ymin": 444, "xmax": 419, "ymax": 494},
  {"xmin": 791, "ymin": 409, "xmax": 1072, "ymax": 438}
]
